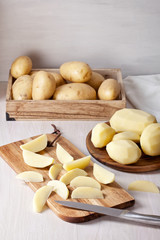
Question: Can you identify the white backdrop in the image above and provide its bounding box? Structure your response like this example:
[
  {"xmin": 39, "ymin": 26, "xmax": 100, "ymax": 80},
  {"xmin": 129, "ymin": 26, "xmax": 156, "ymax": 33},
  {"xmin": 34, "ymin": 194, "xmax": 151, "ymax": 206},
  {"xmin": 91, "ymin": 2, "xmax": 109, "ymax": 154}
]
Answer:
[{"xmin": 0, "ymin": 0, "xmax": 160, "ymax": 81}]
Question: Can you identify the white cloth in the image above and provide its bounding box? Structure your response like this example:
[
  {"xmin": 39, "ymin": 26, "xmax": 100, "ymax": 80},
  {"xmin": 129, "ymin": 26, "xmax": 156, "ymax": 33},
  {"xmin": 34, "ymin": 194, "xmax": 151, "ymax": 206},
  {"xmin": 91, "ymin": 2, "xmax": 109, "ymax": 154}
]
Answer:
[{"xmin": 123, "ymin": 74, "xmax": 160, "ymax": 122}]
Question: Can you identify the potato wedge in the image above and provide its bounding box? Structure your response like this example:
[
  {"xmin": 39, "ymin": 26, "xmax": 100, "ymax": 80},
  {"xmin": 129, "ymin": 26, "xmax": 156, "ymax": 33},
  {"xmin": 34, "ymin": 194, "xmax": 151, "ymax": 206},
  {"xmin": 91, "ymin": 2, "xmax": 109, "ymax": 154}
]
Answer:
[
  {"xmin": 16, "ymin": 171, "xmax": 43, "ymax": 182},
  {"xmin": 60, "ymin": 168, "xmax": 87, "ymax": 185},
  {"xmin": 128, "ymin": 180, "xmax": 159, "ymax": 193},
  {"xmin": 23, "ymin": 150, "xmax": 54, "ymax": 168},
  {"xmin": 63, "ymin": 156, "xmax": 91, "ymax": 171},
  {"xmin": 93, "ymin": 163, "xmax": 115, "ymax": 184},
  {"xmin": 71, "ymin": 187, "xmax": 104, "ymax": 199},
  {"xmin": 47, "ymin": 180, "xmax": 69, "ymax": 199},
  {"xmin": 49, "ymin": 164, "xmax": 62, "ymax": 180},
  {"xmin": 56, "ymin": 143, "xmax": 74, "ymax": 164},
  {"xmin": 70, "ymin": 176, "xmax": 101, "ymax": 189},
  {"xmin": 33, "ymin": 185, "xmax": 53, "ymax": 213},
  {"xmin": 20, "ymin": 134, "xmax": 47, "ymax": 152}
]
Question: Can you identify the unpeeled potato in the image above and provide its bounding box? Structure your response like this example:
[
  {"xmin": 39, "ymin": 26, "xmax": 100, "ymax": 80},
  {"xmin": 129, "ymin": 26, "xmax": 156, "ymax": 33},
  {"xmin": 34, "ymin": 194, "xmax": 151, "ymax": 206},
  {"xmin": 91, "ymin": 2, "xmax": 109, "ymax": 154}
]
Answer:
[
  {"xmin": 86, "ymin": 72, "xmax": 104, "ymax": 90},
  {"xmin": 32, "ymin": 71, "xmax": 56, "ymax": 100},
  {"xmin": 12, "ymin": 75, "xmax": 33, "ymax": 100},
  {"xmin": 60, "ymin": 61, "xmax": 92, "ymax": 83},
  {"xmin": 49, "ymin": 72, "xmax": 66, "ymax": 87},
  {"xmin": 98, "ymin": 78, "xmax": 120, "ymax": 100},
  {"xmin": 11, "ymin": 56, "xmax": 32, "ymax": 78},
  {"xmin": 53, "ymin": 83, "xmax": 96, "ymax": 100}
]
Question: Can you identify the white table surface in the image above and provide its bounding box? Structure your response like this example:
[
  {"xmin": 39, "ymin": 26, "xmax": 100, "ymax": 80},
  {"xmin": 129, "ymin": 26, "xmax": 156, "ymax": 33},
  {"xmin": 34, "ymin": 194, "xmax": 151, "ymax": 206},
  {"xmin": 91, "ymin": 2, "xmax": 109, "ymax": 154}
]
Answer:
[{"xmin": 0, "ymin": 81, "xmax": 160, "ymax": 240}]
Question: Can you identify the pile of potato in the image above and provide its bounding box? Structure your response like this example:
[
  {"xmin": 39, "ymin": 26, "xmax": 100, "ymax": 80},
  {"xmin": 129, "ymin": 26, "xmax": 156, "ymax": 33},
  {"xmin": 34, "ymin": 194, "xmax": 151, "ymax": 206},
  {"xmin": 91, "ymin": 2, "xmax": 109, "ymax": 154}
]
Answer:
[
  {"xmin": 11, "ymin": 56, "xmax": 120, "ymax": 101},
  {"xmin": 91, "ymin": 108, "xmax": 160, "ymax": 164}
]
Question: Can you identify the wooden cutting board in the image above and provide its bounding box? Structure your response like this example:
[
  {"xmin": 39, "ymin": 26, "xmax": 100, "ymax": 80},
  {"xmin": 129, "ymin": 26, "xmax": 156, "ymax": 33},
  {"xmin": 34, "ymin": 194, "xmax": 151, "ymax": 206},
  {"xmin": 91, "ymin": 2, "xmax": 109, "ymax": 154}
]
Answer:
[{"xmin": 0, "ymin": 133, "xmax": 134, "ymax": 223}]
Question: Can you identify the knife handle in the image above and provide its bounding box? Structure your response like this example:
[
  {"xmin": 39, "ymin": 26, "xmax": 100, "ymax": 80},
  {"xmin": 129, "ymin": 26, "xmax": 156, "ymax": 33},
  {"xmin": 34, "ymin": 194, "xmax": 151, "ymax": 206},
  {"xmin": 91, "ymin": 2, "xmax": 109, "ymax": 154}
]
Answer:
[{"xmin": 122, "ymin": 211, "xmax": 160, "ymax": 226}]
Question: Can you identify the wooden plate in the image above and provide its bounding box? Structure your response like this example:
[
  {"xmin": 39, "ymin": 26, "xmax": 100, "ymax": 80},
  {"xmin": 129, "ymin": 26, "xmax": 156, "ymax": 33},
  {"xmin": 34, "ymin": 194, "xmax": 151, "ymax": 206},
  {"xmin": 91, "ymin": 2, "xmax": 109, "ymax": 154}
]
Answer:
[{"xmin": 86, "ymin": 124, "xmax": 160, "ymax": 173}]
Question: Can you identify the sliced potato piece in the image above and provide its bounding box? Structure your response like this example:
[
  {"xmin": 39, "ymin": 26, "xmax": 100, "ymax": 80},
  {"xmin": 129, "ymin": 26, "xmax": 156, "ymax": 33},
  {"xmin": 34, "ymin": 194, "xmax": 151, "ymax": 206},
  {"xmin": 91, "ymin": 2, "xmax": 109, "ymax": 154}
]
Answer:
[
  {"xmin": 60, "ymin": 168, "xmax": 87, "ymax": 185},
  {"xmin": 91, "ymin": 122, "xmax": 115, "ymax": 148},
  {"xmin": 23, "ymin": 150, "xmax": 54, "ymax": 168},
  {"xmin": 56, "ymin": 143, "xmax": 74, "ymax": 164},
  {"xmin": 106, "ymin": 140, "xmax": 142, "ymax": 164},
  {"xmin": 20, "ymin": 134, "xmax": 47, "ymax": 152},
  {"xmin": 112, "ymin": 131, "xmax": 140, "ymax": 143},
  {"xmin": 33, "ymin": 185, "xmax": 54, "ymax": 213},
  {"xmin": 49, "ymin": 164, "xmax": 62, "ymax": 180},
  {"xmin": 70, "ymin": 176, "xmax": 101, "ymax": 189},
  {"xmin": 128, "ymin": 180, "xmax": 159, "ymax": 193},
  {"xmin": 63, "ymin": 156, "xmax": 90, "ymax": 171},
  {"xmin": 71, "ymin": 187, "xmax": 104, "ymax": 199},
  {"xmin": 93, "ymin": 163, "xmax": 115, "ymax": 184},
  {"xmin": 47, "ymin": 180, "xmax": 69, "ymax": 199},
  {"xmin": 16, "ymin": 171, "xmax": 43, "ymax": 182}
]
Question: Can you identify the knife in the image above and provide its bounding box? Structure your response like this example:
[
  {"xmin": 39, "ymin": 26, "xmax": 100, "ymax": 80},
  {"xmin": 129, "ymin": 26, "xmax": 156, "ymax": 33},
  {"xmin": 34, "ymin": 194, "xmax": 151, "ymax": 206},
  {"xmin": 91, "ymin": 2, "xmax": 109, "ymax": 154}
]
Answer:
[{"xmin": 55, "ymin": 201, "xmax": 160, "ymax": 226}]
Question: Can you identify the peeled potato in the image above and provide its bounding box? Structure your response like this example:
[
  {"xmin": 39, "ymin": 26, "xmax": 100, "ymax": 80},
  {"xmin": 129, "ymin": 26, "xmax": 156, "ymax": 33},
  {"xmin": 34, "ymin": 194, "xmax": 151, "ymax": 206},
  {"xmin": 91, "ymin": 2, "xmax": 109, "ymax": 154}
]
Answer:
[
  {"xmin": 110, "ymin": 108, "xmax": 157, "ymax": 135},
  {"xmin": 32, "ymin": 71, "xmax": 56, "ymax": 100},
  {"xmin": 12, "ymin": 75, "xmax": 33, "ymax": 100},
  {"xmin": 128, "ymin": 180, "xmax": 159, "ymax": 193},
  {"xmin": 86, "ymin": 72, "xmax": 104, "ymax": 90},
  {"xmin": 106, "ymin": 140, "xmax": 142, "ymax": 164},
  {"xmin": 91, "ymin": 122, "xmax": 115, "ymax": 148},
  {"xmin": 140, "ymin": 123, "xmax": 160, "ymax": 156},
  {"xmin": 60, "ymin": 61, "xmax": 92, "ymax": 83},
  {"xmin": 98, "ymin": 79, "xmax": 120, "ymax": 100},
  {"xmin": 112, "ymin": 131, "xmax": 140, "ymax": 143},
  {"xmin": 11, "ymin": 56, "xmax": 32, "ymax": 78},
  {"xmin": 49, "ymin": 72, "xmax": 66, "ymax": 87}
]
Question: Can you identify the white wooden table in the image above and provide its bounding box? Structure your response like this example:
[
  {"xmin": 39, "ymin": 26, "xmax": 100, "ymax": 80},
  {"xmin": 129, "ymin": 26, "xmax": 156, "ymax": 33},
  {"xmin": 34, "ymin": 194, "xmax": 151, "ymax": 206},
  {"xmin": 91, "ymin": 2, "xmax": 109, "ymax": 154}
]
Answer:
[{"xmin": 0, "ymin": 82, "xmax": 160, "ymax": 240}]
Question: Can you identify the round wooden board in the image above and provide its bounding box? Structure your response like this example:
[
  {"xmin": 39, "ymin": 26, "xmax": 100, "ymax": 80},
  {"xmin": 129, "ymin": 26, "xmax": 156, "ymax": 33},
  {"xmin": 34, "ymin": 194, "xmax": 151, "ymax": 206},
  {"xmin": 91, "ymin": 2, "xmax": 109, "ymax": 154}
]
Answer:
[{"xmin": 86, "ymin": 126, "xmax": 160, "ymax": 173}]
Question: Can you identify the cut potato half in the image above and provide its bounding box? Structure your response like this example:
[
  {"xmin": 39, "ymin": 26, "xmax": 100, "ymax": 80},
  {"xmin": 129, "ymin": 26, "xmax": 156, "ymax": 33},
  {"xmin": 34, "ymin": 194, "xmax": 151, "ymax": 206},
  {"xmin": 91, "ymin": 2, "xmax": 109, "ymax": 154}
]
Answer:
[
  {"xmin": 70, "ymin": 176, "xmax": 101, "ymax": 189},
  {"xmin": 20, "ymin": 134, "xmax": 47, "ymax": 152},
  {"xmin": 93, "ymin": 163, "xmax": 115, "ymax": 184},
  {"xmin": 16, "ymin": 171, "xmax": 43, "ymax": 182},
  {"xmin": 33, "ymin": 185, "xmax": 54, "ymax": 213},
  {"xmin": 23, "ymin": 150, "xmax": 54, "ymax": 168},
  {"xmin": 47, "ymin": 180, "xmax": 69, "ymax": 199},
  {"xmin": 56, "ymin": 143, "xmax": 74, "ymax": 164},
  {"xmin": 63, "ymin": 155, "xmax": 91, "ymax": 171},
  {"xmin": 128, "ymin": 180, "xmax": 159, "ymax": 193},
  {"xmin": 60, "ymin": 168, "xmax": 87, "ymax": 185},
  {"xmin": 49, "ymin": 164, "xmax": 62, "ymax": 180},
  {"xmin": 71, "ymin": 187, "xmax": 104, "ymax": 199}
]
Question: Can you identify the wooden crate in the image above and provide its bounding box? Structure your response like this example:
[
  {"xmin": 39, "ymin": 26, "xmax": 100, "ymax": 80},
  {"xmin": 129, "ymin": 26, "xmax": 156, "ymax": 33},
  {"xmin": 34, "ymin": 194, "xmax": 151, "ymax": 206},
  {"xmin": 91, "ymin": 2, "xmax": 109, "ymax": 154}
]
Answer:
[{"xmin": 6, "ymin": 68, "xmax": 126, "ymax": 121}]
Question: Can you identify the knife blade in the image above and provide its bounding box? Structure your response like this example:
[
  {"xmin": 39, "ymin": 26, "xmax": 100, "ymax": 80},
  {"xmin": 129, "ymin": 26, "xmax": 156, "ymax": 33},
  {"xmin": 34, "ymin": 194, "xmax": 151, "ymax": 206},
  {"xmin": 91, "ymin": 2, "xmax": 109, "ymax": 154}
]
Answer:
[{"xmin": 55, "ymin": 200, "xmax": 160, "ymax": 226}]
